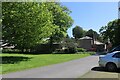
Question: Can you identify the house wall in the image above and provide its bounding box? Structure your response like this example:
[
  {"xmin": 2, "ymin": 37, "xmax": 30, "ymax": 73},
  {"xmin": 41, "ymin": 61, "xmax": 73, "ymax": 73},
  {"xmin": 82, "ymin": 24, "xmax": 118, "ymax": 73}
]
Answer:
[
  {"xmin": 95, "ymin": 44, "xmax": 105, "ymax": 52},
  {"xmin": 78, "ymin": 39, "xmax": 93, "ymax": 50},
  {"xmin": 78, "ymin": 39, "xmax": 105, "ymax": 52}
]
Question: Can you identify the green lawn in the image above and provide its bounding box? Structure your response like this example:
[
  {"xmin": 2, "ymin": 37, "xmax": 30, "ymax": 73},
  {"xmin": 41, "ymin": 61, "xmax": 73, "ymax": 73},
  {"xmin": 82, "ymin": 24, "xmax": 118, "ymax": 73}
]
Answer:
[{"xmin": 1, "ymin": 52, "xmax": 93, "ymax": 74}]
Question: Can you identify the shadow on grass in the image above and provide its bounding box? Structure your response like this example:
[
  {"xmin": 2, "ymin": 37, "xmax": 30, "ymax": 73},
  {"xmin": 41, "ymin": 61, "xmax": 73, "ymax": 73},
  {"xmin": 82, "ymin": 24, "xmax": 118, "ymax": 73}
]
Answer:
[
  {"xmin": 0, "ymin": 56, "xmax": 31, "ymax": 64},
  {"xmin": 2, "ymin": 52, "xmax": 43, "ymax": 55},
  {"xmin": 2, "ymin": 52, "xmax": 55, "ymax": 55},
  {"xmin": 91, "ymin": 67, "xmax": 120, "ymax": 73}
]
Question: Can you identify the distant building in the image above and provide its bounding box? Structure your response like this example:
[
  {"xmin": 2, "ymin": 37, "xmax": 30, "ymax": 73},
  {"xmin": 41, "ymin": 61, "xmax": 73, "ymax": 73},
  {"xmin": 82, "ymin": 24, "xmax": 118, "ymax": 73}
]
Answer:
[
  {"xmin": 77, "ymin": 36, "xmax": 105, "ymax": 52},
  {"xmin": 77, "ymin": 36, "xmax": 93, "ymax": 50}
]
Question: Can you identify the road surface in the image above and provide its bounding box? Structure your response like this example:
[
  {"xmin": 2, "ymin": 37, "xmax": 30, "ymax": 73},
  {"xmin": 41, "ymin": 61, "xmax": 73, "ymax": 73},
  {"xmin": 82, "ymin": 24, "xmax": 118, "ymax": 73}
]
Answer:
[{"xmin": 3, "ymin": 56, "xmax": 98, "ymax": 78}]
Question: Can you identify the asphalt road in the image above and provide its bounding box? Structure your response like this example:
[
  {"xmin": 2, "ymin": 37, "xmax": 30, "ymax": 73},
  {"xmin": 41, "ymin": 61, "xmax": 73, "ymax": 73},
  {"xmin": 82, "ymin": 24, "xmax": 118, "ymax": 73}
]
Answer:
[{"xmin": 2, "ymin": 55, "xmax": 99, "ymax": 78}]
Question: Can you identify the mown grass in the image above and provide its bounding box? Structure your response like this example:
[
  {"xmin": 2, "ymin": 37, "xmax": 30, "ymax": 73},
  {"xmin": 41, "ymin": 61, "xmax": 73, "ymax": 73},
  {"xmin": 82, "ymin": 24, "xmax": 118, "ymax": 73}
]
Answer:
[{"xmin": 1, "ymin": 52, "xmax": 93, "ymax": 74}]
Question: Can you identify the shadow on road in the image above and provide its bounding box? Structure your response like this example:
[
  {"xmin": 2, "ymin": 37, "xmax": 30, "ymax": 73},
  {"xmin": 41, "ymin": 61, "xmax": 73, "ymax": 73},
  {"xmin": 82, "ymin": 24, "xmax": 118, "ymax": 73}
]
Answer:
[
  {"xmin": 91, "ymin": 67, "xmax": 120, "ymax": 73},
  {"xmin": 0, "ymin": 56, "xmax": 31, "ymax": 64}
]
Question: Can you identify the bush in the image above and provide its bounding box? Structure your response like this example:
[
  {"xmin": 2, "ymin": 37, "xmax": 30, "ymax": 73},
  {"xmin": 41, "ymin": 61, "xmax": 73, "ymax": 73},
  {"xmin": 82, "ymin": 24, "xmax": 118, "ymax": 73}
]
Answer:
[
  {"xmin": 77, "ymin": 48, "xmax": 86, "ymax": 52},
  {"xmin": 68, "ymin": 47, "xmax": 77, "ymax": 53},
  {"xmin": 88, "ymin": 52, "xmax": 96, "ymax": 55},
  {"xmin": 2, "ymin": 48, "xmax": 20, "ymax": 53},
  {"xmin": 2, "ymin": 48, "xmax": 12, "ymax": 53},
  {"xmin": 53, "ymin": 49, "xmax": 64, "ymax": 54},
  {"xmin": 53, "ymin": 47, "xmax": 77, "ymax": 54},
  {"xmin": 64, "ymin": 49, "xmax": 69, "ymax": 53}
]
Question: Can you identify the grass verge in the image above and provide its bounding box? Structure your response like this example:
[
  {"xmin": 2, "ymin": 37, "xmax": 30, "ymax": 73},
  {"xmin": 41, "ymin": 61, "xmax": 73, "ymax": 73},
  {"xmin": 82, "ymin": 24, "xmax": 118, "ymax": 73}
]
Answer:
[{"xmin": 1, "ymin": 52, "xmax": 92, "ymax": 74}]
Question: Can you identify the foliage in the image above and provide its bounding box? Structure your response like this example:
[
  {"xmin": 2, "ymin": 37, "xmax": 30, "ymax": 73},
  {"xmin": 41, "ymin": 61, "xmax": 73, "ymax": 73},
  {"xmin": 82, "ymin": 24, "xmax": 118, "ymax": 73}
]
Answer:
[
  {"xmin": 2, "ymin": 2, "xmax": 56, "ymax": 51},
  {"xmin": 2, "ymin": 2, "xmax": 73, "ymax": 52},
  {"xmin": 72, "ymin": 26, "xmax": 84, "ymax": 39},
  {"xmin": 77, "ymin": 48, "xmax": 86, "ymax": 52},
  {"xmin": 2, "ymin": 48, "xmax": 21, "ymax": 53},
  {"xmin": 0, "ymin": 2, "xmax": 1, "ymax": 40},
  {"xmin": 99, "ymin": 19, "xmax": 120, "ymax": 46},
  {"xmin": 47, "ymin": 3, "xmax": 73, "ymax": 43},
  {"xmin": 62, "ymin": 38, "xmax": 77, "ymax": 53},
  {"xmin": 68, "ymin": 47, "xmax": 77, "ymax": 53},
  {"xmin": 85, "ymin": 29, "xmax": 100, "ymax": 41},
  {"xmin": 0, "ymin": 31, "xmax": 1, "ymax": 40}
]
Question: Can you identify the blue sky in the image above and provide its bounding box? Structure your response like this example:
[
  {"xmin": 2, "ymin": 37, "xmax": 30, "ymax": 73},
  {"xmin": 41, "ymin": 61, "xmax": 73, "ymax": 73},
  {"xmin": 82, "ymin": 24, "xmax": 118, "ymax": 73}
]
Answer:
[{"xmin": 61, "ymin": 2, "xmax": 118, "ymax": 37}]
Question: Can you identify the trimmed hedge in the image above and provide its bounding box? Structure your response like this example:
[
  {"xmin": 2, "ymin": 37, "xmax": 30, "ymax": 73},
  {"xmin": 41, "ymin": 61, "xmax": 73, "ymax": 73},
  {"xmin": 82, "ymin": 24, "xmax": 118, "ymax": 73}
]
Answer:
[
  {"xmin": 77, "ymin": 48, "xmax": 86, "ymax": 52},
  {"xmin": 2, "ymin": 48, "xmax": 20, "ymax": 53}
]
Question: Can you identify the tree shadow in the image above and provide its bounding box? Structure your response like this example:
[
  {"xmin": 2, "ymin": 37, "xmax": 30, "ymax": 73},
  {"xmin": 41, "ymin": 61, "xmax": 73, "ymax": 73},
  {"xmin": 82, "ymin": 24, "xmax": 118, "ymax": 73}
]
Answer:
[
  {"xmin": 91, "ymin": 66, "xmax": 120, "ymax": 73},
  {"xmin": 0, "ymin": 56, "xmax": 31, "ymax": 64}
]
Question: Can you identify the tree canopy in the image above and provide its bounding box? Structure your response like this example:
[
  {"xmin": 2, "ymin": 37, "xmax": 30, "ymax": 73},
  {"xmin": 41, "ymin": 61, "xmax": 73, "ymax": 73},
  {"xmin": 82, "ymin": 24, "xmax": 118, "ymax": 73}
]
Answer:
[
  {"xmin": 2, "ymin": 2, "xmax": 73, "ymax": 51},
  {"xmin": 72, "ymin": 26, "xmax": 84, "ymax": 39},
  {"xmin": 99, "ymin": 19, "xmax": 120, "ymax": 46},
  {"xmin": 47, "ymin": 3, "xmax": 73, "ymax": 43},
  {"xmin": 85, "ymin": 29, "xmax": 100, "ymax": 41}
]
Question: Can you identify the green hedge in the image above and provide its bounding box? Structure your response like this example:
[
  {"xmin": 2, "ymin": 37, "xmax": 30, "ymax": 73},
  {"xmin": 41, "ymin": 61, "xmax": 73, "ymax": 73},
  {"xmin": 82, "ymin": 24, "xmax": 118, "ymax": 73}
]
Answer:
[
  {"xmin": 77, "ymin": 48, "xmax": 86, "ymax": 52},
  {"xmin": 2, "ymin": 48, "xmax": 20, "ymax": 53}
]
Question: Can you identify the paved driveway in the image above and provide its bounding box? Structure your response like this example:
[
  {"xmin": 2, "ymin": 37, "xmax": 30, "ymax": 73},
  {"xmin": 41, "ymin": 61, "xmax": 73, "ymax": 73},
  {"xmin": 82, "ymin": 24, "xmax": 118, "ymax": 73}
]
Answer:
[
  {"xmin": 81, "ymin": 70, "xmax": 119, "ymax": 78},
  {"xmin": 3, "ymin": 56, "xmax": 99, "ymax": 78}
]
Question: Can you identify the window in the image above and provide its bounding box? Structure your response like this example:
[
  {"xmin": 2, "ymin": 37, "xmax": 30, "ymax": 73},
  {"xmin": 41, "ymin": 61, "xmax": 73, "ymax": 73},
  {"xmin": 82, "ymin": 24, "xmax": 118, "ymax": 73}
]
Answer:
[
  {"xmin": 112, "ymin": 52, "xmax": 120, "ymax": 58},
  {"xmin": 115, "ymin": 46, "xmax": 120, "ymax": 51},
  {"xmin": 111, "ymin": 45, "xmax": 120, "ymax": 52}
]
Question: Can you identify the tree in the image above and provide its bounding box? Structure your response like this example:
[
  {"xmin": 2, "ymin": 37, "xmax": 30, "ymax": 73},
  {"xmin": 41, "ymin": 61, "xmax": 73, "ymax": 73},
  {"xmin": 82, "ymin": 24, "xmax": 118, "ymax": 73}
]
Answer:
[
  {"xmin": 2, "ymin": 2, "xmax": 73, "ymax": 52},
  {"xmin": 85, "ymin": 29, "xmax": 100, "ymax": 41},
  {"xmin": 46, "ymin": 3, "xmax": 73, "ymax": 44},
  {"xmin": 72, "ymin": 26, "xmax": 84, "ymax": 39},
  {"xmin": 0, "ymin": 2, "xmax": 1, "ymax": 40},
  {"xmin": 2, "ymin": 2, "xmax": 57, "ymax": 52},
  {"xmin": 62, "ymin": 37, "xmax": 77, "ymax": 53},
  {"xmin": 99, "ymin": 19, "xmax": 120, "ymax": 47}
]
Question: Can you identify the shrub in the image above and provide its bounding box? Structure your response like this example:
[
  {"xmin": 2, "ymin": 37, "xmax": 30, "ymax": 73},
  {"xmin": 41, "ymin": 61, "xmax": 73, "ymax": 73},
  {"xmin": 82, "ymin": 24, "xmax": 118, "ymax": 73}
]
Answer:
[
  {"xmin": 64, "ymin": 49, "xmax": 69, "ymax": 53},
  {"xmin": 53, "ymin": 49, "xmax": 64, "ymax": 54},
  {"xmin": 77, "ymin": 48, "xmax": 86, "ymax": 52},
  {"xmin": 2, "ymin": 48, "xmax": 12, "ymax": 53},
  {"xmin": 88, "ymin": 52, "xmax": 96, "ymax": 55},
  {"xmin": 2, "ymin": 48, "xmax": 20, "ymax": 53},
  {"xmin": 68, "ymin": 47, "xmax": 77, "ymax": 53}
]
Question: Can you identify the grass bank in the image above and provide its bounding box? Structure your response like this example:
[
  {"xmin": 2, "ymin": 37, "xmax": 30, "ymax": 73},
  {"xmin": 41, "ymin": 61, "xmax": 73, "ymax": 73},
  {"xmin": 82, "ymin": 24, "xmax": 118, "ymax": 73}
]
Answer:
[{"xmin": 1, "ymin": 52, "xmax": 93, "ymax": 74}]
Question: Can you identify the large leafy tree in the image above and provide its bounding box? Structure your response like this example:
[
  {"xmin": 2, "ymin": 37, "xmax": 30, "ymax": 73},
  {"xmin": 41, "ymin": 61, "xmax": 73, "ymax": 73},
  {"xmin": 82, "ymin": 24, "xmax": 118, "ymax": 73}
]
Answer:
[
  {"xmin": 0, "ymin": 2, "xmax": 1, "ymax": 40},
  {"xmin": 99, "ymin": 19, "xmax": 120, "ymax": 46},
  {"xmin": 46, "ymin": 3, "xmax": 73, "ymax": 43},
  {"xmin": 85, "ymin": 29, "xmax": 100, "ymax": 41},
  {"xmin": 2, "ymin": 2, "xmax": 56, "ymax": 51},
  {"xmin": 72, "ymin": 26, "xmax": 84, "ymax": 39},
  {"xmin": 2, "ymin": 2, "xmax": 73, "ymax": 52}
]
